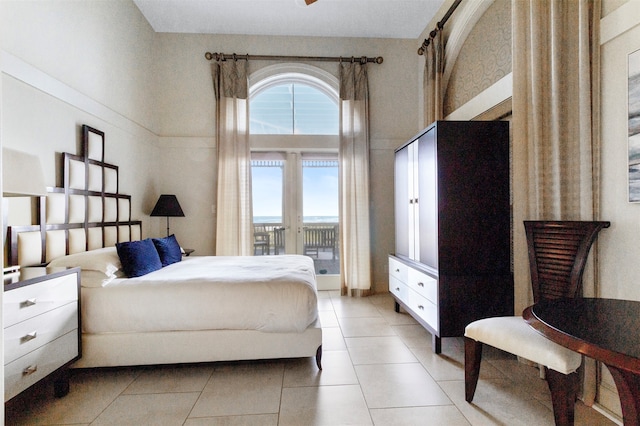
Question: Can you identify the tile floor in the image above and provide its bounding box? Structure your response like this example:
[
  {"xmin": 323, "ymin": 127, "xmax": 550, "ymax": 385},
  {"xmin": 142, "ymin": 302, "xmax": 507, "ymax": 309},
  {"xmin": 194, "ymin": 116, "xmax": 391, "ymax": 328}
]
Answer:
[{"xmin": 5, "ymin": 291, "xmax": 618, "ymax": 425}]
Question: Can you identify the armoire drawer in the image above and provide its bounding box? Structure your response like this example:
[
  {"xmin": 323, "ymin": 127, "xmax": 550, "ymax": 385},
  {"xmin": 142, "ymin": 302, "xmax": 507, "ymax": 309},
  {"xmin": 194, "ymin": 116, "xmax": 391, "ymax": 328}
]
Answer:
[
  {"xmin": 408, "ymin": 268, "xmax": 437, "ymax": 304},
  {"xmin": 408, "ymin": 288, "xmax": 438, "ymax": 332},
  {"xmin": 388, "ymin": 257, "xmax": 408, "ymax": 284},
  {"xmin": 389, "ymin": 275, "xmax": 408, "ymax": 301}
]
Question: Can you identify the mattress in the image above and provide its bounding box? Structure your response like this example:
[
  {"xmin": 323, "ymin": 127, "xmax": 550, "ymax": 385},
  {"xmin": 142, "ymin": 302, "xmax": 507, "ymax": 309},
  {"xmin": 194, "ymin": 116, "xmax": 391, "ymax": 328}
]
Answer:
[{"xmin": 81, "ymin": 255, "xmax": 318, "ymax": 334}]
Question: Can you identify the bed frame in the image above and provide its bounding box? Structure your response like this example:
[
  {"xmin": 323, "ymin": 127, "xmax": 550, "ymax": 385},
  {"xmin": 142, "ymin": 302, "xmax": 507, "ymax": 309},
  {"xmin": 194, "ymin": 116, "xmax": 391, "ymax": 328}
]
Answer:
[{"xmin": 7, "ymin": 124, "xmax": 323, "ymax": 370}]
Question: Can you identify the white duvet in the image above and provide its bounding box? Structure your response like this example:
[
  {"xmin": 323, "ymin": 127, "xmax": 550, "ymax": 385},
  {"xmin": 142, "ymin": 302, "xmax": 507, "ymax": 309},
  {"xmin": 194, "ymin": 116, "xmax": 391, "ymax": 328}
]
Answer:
[{"xmin": 81, "ymin": 255, "xmax": 318, "ymax": 334}]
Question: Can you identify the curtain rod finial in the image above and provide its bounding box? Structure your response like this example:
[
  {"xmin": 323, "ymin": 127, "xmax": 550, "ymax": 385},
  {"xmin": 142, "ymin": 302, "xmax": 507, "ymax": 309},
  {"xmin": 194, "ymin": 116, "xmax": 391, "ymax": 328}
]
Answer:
[
  {"xmin": 205, "ymin": 52, "xmax": 213, "ymax": 60},
  {"xmin": 375, "ymin": 57, "xmax": 384, "ymax": 64}
]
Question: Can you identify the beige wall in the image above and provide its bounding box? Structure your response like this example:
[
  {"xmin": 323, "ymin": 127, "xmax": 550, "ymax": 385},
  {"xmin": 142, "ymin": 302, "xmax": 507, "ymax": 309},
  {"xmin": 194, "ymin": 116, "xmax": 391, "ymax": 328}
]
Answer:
[{"xmin": 1, "ymin": 0, "xmax": 162, "ymax": 239}]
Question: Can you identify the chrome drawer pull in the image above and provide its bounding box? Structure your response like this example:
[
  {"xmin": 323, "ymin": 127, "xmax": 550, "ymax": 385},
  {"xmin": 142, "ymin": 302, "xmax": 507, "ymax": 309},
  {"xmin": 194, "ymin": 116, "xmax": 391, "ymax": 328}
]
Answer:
[
  {"xmin": 21, "ymin": 332, "xmax": 38, "ymax": 343},
  {"xmin": 23, "ymin": 365, "xmax": 38, "ymax": 376},
  {"xmin": 21, "ymin": 298, "xmax": 37, "ymax": 308},
  {"xmin": 417, "ymin": 282, "xmax": 424, "ymax": 287}
]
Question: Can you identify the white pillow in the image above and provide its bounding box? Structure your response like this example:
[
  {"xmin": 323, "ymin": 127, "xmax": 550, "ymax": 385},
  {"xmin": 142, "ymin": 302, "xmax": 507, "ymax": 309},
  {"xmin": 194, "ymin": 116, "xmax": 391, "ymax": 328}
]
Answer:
[{"xmin": 48, "ymin": 247, "xmax": 122, "ymax": 287}]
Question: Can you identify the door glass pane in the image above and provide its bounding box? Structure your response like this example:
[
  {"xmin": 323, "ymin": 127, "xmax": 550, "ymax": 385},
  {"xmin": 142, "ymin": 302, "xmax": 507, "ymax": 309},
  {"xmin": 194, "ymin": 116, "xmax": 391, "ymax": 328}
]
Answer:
[
  {"xmin": 251, "ymin": 159, "xmax": 285, "ymax": 255},
  {"xmin": 302, "ymin": 158, "xmax": 339, "ymax": 275}
]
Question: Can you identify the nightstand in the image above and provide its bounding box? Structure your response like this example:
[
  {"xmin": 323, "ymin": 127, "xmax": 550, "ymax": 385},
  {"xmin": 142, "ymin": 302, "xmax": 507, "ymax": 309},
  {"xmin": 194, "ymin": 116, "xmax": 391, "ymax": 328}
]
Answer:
[{"xmin": 4, "ymin": 266, "xmax": 81, "ymax": 401}]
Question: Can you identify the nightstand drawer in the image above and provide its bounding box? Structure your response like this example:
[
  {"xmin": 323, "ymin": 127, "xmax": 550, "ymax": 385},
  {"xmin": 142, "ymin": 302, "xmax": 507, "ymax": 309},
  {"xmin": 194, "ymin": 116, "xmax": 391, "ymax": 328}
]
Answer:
[
  {"xmin": 4, "ymin": 274, "xmax": 77, "ymax": 327},
  {"xmin": 408, "ymin": 288, "xmax": 438, "ymax": 332},
  {"xmin": 5, "ymin": 303, "xmax": 78, "ymax": 364},
  {"xmin": 389, "ymin": 257, "xmax": 408, "ymax": 284},
  {"xmin": 4, "ymin": 330, "xmax": 79, "ymax": 401},
  {"xmin": 408, "ymin": 268, "xmax": 437, "ymax": 304}
]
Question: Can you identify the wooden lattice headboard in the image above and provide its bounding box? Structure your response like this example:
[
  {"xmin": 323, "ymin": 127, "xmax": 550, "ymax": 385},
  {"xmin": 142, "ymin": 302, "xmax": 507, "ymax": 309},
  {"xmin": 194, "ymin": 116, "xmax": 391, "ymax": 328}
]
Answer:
[{"xmin": 7, "ymin": 125, "xmax": 142, "ymax": 267}]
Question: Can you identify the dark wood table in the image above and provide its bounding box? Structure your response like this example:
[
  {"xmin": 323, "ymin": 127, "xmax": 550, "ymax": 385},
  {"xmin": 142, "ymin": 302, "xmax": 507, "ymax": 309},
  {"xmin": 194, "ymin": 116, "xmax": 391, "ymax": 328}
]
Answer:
[{"xmin": 523, "ymin": 298, "xmax": 640, "ymax": 426}]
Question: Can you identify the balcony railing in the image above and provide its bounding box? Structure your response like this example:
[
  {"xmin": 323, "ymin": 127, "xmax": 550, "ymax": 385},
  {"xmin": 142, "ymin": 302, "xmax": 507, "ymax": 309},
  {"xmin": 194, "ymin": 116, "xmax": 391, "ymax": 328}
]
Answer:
[{"xmin": 253, "ymin": 223, "xmax": 339, "ymax": 259}]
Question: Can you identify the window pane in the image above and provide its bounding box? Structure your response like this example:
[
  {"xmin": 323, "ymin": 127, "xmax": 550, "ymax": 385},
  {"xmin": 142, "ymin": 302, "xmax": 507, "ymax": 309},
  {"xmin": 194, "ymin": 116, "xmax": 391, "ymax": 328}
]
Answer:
[
  {"xmin": 251, "ymin": 160, "xmax": 284, "ymax": 223},
  {"xmin": 294, "ymin": 85, "xmax": 339, "ymax": 135},
  {"xmin": 250, "ymin": 85, "xmax": 293, "ymax": 134},
  {"xmin": 302, "ymin": 160, "xmax": 339, "ymax": 223},
  {"xmin": 250, "ymin": 83, "xmax": 338, "ymax": 135}
]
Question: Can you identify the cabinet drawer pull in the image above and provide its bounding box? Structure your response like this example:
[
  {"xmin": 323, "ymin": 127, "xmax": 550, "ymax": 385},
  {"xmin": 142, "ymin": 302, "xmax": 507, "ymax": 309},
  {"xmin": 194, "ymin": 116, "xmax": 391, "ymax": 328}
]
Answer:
[
  {"xmin": 23, "ymin": 365, "xmax": 38, "ymax": 376},
  {"xmin": 395, "ymin": 287, "xmax": 400, "ymax": 291},
  {"xmin": 21, "ymin": 298, "xmax": 37, "ymax": 308},
  {"xmin": 418, "ymin": 305, "xmax": 425, "ymax": 310},
  {"xmin": 395, "ymin": 268, "xmax": 400, "ymax": 273},
  {"xmin": 20, "ymin": 332, "xmax": 38, "ymax": 343},
  {"xmin": 417, "ymin": 282, "xmax": 424, "ymax": 287}
]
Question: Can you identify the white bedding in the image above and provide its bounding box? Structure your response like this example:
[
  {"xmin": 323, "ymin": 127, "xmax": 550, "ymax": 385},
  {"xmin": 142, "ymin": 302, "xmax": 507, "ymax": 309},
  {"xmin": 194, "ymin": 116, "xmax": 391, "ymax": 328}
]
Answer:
[{"xmin": 81, "ymin": 255, "xmax": 318, "ymax": 334}]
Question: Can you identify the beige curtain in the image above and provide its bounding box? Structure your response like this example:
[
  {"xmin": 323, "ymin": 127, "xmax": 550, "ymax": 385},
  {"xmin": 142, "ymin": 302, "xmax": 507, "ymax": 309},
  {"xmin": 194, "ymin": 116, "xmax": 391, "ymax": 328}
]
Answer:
[
  {"xmin": 512, "ymin": 0, "xmax": 601, "ymax": 404},
  {"xmin": 211, "ymin": 59, "xmax": 253, "ymax": 256},
  {"xmin": 423, "ymin": 29, "xmax": 444, "ymax": 124},
  {"xmin": 339, "ymin": 61, "xmax": 372, "ymax": 296}
]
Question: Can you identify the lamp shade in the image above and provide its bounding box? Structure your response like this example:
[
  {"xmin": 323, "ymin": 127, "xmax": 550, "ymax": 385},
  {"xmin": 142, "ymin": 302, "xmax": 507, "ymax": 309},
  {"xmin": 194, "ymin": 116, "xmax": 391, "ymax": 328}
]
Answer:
[
  {"xmin": 150, "ymin": 194, "xmax": 184, "ymax": 217},
  {"xmin": 2, "ymin": 148, "xmax": 47, "ymax": 197}
]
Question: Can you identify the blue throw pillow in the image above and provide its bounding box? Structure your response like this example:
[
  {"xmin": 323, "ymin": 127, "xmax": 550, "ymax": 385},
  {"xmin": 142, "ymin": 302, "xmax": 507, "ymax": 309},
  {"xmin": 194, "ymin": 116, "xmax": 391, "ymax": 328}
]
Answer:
[
  {"xmin": 116, "ymin": 239, "xmax": 163, "ymax": 277},
  {"xmin": 152, "ymin": 234, "xmax": 182, "ymax": 267}
]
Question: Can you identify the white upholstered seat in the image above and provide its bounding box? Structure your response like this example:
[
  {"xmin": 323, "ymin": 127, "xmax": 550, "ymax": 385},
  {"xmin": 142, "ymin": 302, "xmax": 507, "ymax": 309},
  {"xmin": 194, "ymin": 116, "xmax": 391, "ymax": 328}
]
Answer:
[{"xmin": 464, "ymin": 316, "xmax": 581, "ymax": 375}]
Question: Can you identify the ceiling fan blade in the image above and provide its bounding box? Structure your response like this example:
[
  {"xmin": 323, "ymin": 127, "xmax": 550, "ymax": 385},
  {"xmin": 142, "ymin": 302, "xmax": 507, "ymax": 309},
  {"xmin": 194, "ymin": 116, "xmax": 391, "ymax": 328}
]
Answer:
[{"xmin": 305, "ymin": 0, "xmax": 318, "ymax": 4}]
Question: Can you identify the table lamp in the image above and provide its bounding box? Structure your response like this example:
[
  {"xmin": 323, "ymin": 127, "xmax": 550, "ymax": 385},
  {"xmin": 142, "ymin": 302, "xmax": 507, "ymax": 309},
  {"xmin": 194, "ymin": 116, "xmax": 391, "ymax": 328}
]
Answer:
[
  {"xmin": 2, "ymin": 148, "xmax": 47, "ymax": 273},
  {"xmin": 150, "ymin": 194, "xmax": 184, "ymax": 237}
]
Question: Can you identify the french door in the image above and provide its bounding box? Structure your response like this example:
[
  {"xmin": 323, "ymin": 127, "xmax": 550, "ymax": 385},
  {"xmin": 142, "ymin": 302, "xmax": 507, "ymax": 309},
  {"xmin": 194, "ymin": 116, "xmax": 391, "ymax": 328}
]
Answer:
[{"xmin": 252, "ymin": 151, "xmax": 340, "ymax": 290}]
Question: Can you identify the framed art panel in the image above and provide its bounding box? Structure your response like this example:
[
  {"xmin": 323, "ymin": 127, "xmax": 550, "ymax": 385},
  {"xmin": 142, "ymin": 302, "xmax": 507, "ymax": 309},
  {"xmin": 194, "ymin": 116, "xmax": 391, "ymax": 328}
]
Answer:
[{"xmin": 628, "ymin": 48, "xmax": 640, "ymax": 201}]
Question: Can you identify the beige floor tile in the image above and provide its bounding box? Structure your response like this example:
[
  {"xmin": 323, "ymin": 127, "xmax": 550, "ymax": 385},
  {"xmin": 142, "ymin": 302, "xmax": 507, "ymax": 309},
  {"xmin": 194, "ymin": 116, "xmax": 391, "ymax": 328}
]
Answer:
[
  {"xmin": 5, "ymin": 368, "xmax": 139, "ymax": 425},
  {"xmin": 124, "ymin": 364, "xmax": 213, "ymax": 394},
  {"xmin": 338, "ymin": 316, "xmax": 396, "ymax": 337},
  {"xmin": 318, "ymin": 309, "xmax": 339, "ymax": 327},
  {"xmin": 332, "ymin": 298, "xmax": 383, "ymax": 318},
  {"xmin": 184, "ymin": 413, "xmax": 279, "ymax": 425},
  {"xmin": 92, "ymin": 392, "xmax": 199, "ymax": 425},
  {"xmin": 390, "ymin": 324, "xmax": 433, "ymax": 348},
  {"xmin": 370, "ymin": 406, "xmax": 471, "ymax": 426},
  {"xmin": 356, "ymin": 363, "xmax": 452, "ymax": 409},
  {"xmin": 439, "ymin": 378, "xmax": 556, "ymax": 426},
  {"xmin": 346, "ymin": 336, "xmax": 419, "ymax": 365},
  {"xmin": 190, "ymin": 363, "xmax": 283, "ymax": 417},
  {"xmin": 321, "ymin": 325, "xmax": 347, "ymax": 350},
  {"xmin": 279, "ymin": 385, "xmax": 373, "ymax": 426},
  {"xmin": 284, "ymin": 349, "xmax": 358, "ymax": 387}
]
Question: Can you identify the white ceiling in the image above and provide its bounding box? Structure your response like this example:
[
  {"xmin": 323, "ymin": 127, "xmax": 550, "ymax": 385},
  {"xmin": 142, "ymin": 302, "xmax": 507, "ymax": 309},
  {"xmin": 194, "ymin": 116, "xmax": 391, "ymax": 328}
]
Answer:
[{"xmin": 133, "ymin": 0, "xmax": 446, "ymax": 39}]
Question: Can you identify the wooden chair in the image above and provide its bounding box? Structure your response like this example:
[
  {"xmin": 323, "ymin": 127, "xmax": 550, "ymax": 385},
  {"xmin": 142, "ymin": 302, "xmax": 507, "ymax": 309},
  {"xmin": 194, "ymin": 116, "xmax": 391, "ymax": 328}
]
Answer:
[{"xmin": 464, "ymin": 220, "xmax": 610, "ymax": 426}]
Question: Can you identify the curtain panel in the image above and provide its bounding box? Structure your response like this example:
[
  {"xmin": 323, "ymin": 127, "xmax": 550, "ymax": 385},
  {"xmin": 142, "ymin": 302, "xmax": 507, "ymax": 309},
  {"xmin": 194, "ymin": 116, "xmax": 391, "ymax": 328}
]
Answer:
[
  {"xmin": 512, "ymin": 0, "xmax": 601, "ymax": 404},
  {"xmin": 211, "ymin": 60, "xmax": 253, "ymax": 256},
  {"xmin": 423, "ymin": 29, "xmax": 444, "ymax": 125},
  {"xmin": 339, "ymin": 62, "xmax": 372, "ymax": 296}
]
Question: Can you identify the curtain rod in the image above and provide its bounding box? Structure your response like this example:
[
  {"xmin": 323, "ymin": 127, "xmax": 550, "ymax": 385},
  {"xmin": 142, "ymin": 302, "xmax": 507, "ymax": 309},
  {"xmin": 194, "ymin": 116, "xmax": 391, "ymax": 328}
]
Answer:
[
  {"xmin": 417, "ymin": 0, "xmax": 462, "ymax": 55},
  {"xmin": 204, "ymin": 52, "xmax": 383, "ymax": 64}
]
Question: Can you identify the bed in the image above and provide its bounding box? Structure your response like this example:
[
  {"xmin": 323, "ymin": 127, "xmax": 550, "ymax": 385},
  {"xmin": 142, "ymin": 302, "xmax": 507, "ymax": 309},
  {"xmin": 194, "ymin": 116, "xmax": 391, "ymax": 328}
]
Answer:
[{"xmin": 6, "ymin": 125, "xmax": 323, "ymax": 371}]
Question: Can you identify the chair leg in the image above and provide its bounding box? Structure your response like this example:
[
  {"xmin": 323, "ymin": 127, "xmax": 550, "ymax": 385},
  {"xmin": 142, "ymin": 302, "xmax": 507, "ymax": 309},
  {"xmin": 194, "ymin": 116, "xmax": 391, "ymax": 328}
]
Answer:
[
  {"xmin": 464, "ymin": 337, "xmax": 483, "ymax": 402},
  {"xmin": 545, "ymin": 367, "xmax": 578, "ymax": 426}
]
